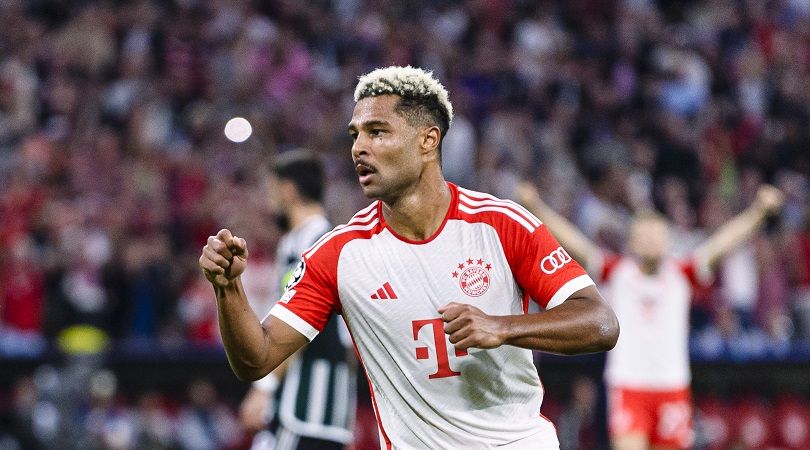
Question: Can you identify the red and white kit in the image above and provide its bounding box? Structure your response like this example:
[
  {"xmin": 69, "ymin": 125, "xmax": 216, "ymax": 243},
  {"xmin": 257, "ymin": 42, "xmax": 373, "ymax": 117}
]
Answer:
[
  {"xmin": 269, "ymin": 183, "xmax": 594, "ymax": 449},
  {"xmin": 594, "ymin": 252, "xmax": 711, "ymax": 448}
]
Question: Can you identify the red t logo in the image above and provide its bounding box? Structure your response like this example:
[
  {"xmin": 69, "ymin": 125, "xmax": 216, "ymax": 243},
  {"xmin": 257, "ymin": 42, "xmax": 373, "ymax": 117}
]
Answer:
[{"xmin": 412, "ymin": 318, "xmax": 468, "ymax": 379}]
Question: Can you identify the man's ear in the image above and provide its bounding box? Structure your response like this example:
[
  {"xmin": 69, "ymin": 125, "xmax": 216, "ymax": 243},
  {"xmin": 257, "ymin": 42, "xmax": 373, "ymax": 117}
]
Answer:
[{"xmin": 420, "ymin": 126, "xmax": 441, "ymax": 161}]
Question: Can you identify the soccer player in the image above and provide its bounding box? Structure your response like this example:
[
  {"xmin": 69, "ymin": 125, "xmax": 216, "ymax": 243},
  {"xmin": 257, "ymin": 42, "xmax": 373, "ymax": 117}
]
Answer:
[
  {"xmin": 200, "ymin": 66, "xmax": 619, "ymax": 449},
  {"xmin": 517, "ymin": 182, "xmax": 784, "ymax": 450},
  {"xmin": 238, "ymin": 151, "xmax": 356, "ymax": 450}
]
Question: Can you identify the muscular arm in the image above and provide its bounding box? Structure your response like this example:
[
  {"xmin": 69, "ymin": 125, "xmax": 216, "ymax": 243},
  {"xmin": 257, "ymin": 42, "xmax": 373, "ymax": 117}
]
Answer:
[
  {"xmin": 440, "ymin": 285, "xmax": 619, "ymax": 355},
  {"xmin": 215, "ymin": 280, "xmax": 308, "ymax": 381},
  {"xmin": 516, "ymin": 182, "xmax": 600, "ymax": 269},
  {"xmin": 201, "ymin": 229, "xmax": 309, "ymax": 381},
  {"xmin": 692, "ymin": 185, "xmax": 783, "ymax": 268}
]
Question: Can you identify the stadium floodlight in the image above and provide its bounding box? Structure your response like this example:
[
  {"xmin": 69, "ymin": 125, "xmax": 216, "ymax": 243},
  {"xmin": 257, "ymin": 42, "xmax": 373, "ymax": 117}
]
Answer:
[{"xmin": 224, "ymin": 117, "xmax": 253, "ymax": 143}]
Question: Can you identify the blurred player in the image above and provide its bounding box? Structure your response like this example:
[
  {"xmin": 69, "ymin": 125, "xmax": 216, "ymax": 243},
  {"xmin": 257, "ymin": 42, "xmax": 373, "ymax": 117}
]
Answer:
[
  {"xmin": 518, "ymin": 182, "xmax": 784, "ymax": 450},
  {"xmin": 200, "ymin": 66, "xmax": 619, "ymax": 449},
  {"xmin": 239, "ymin": 151, "xmax": 356, "ymax": 450}
]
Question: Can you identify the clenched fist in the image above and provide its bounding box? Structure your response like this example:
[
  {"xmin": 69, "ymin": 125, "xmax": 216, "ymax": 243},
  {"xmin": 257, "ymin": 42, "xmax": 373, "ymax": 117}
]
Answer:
[
  {"xmin": 199, "ymin": 229, "xmax": 249, "ymax": 287},
  {"xmin": 439, "ymin": 302, "xmax": 506, "ymax": 350}
]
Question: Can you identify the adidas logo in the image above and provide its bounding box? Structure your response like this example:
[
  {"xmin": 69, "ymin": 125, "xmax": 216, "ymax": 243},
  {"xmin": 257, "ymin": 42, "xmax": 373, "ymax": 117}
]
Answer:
[{"xmin": 370, "ymin": 282, "xmax": 398, "ymax": 300}]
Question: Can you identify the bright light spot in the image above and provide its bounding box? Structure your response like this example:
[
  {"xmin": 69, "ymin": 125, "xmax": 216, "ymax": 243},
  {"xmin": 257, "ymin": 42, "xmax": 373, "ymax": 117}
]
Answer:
[{"xmin": 224, "ymin": 117, "xmax": 252, "ymax": 143}]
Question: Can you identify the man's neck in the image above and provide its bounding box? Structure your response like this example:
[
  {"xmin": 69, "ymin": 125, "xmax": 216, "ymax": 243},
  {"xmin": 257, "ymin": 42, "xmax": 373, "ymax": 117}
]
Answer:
[
  {"xmin": 381, "ymin": 172, "xmax": 451, "ymax": 241},
  {"xmin": 288, "ymin": 203, "xmax": 325, "ymax": 231}
]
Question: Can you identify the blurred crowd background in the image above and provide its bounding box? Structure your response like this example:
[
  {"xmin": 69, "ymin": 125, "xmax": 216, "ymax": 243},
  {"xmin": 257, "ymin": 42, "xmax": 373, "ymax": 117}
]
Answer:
[{"xmin": 1, "ymin": 0, "xmax": 809, "ymax": 449}]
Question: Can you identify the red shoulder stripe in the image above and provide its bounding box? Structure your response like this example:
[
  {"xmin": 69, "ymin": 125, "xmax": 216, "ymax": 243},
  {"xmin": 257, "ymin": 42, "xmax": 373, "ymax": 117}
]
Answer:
[
  {"xmin": 303, "ymin": 203, "xmax": 378, "ymax": 257},
  {"xmin": 303, "ymin": 214, "xmax": 380, "ymax": 259}
]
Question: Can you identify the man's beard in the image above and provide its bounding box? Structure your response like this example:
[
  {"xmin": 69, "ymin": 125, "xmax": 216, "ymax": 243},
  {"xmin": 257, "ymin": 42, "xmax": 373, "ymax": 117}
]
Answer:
[{"xmin": 275, "ymin": 213, "xmax": 290, "ymax": 232}]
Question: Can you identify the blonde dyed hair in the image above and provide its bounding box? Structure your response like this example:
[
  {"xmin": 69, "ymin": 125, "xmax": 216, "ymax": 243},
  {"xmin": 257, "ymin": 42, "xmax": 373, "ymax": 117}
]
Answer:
[{"xmin": 354, "ymin": 66, "xmax": 454, "ymax": 140}]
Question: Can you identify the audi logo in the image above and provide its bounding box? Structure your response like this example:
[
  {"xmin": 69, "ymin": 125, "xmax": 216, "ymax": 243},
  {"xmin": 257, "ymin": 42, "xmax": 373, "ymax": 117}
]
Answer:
[{"xmin": 540, "ymin": 247, "xmax": 572, "ymax": 274}]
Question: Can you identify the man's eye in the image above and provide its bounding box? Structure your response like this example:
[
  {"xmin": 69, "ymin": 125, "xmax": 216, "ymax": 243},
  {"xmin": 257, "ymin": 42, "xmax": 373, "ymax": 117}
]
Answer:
[{"xmin": 370, "ymin": 129, "xmax": 384, "ymax": 137}]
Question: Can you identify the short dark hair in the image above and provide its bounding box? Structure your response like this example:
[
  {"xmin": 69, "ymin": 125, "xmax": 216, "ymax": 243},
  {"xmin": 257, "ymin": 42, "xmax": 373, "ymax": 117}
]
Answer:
[
  {"xmin": 393, "ymin": 94, "xmax": 451, "ymax": 157},
  {"xmin": 273, "ymin": 150, "xmax": 324, "ymax": 203}
]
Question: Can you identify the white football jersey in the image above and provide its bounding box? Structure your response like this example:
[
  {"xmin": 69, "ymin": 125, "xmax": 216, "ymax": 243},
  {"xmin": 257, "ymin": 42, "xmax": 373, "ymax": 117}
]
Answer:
[
  {"xmin": 595, "ymin": 252, "xmax": 711, "ymax": 390},
  {"xmin": 270, "ymin": 183, "xmax": 594, "ymax": 449}
]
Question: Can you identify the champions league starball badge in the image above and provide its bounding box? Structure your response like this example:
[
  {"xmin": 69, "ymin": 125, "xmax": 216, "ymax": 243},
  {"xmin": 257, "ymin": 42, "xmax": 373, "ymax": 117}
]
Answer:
[
  {"xmin": 285, "ymin": 260, "xmax": 306, "ymax": 291},
  {"xmin": 450, "ymin": 257, "xmax": 492, "ymax": 297}
]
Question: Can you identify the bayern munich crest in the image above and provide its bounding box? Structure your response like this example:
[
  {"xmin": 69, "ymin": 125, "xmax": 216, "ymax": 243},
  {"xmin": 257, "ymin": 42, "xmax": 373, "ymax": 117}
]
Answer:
[{"xmin": 451, "ymin": 257, "xmax": 492, "ymax": 297}]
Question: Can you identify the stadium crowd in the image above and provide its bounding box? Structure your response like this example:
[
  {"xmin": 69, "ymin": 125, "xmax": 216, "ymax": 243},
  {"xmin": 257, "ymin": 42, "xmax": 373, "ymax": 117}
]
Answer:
[{"xmin": 1, "ymin": 0, "xmax": 809, "ymax": 448}]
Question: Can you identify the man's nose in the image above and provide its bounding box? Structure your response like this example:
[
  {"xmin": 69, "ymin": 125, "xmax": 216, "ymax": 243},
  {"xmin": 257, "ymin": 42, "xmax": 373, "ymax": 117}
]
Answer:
[{"xmin": 351, "ymin": 134, "xmax": 369, "ymax": 159}]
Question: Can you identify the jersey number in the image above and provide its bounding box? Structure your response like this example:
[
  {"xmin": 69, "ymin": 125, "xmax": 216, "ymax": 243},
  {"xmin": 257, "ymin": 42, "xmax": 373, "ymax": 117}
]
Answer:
[{"xmin": 412, "ymin": 318, "xmax": 468, "ymax": 379}]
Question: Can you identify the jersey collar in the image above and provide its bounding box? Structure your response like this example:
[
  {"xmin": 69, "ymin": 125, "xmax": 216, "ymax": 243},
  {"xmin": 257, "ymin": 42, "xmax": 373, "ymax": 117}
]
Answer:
[{"xmin": 377, "ymin": 182, "xmax": 458, "ymax": 245}]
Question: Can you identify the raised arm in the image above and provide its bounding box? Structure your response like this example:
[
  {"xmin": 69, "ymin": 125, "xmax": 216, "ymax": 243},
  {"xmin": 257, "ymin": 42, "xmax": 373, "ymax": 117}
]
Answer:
[
  {"xmin": 692, "ymin": 185, "xmax": 784, "ymax": 269},
  {"xmin": 516, "ymin": 182, "xmax": 601, "ymax": 269},
  {"xmin": 199, "ymin": 229, "xmax": 309, "ymax": 381},
  {"xmin": 440, "ymin": 285, "xmax": 619, "ymax": 355}
]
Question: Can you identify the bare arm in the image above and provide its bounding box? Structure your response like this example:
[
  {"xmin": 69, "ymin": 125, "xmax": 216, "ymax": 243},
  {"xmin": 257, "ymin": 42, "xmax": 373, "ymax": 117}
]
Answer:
[
  {"xmin": 516, "ymin": 182, "xmax": 601, "ymax": 269},
  {"xmin": 200, "ymin": 229, "xmax": 309, "ymax": 381},
  {"xmin": 692, "ymin": 185, "xmax": 784, "ymax": 268},
  {"xmin": 216, "ymin": 281, "xmax": 307, "ymax": 381},
  {"xmin": 440, "ymin": 285, "xmax": 619, "ymax": 355}
]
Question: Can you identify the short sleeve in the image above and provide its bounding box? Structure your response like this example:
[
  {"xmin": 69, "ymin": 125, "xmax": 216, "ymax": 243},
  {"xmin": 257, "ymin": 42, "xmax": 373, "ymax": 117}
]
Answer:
[
  {"xmin": 267, "ymin": 251, "xmax": 340, "ymax": 341},
  {"xmin": 503, "ymin": 221, "xmax": 595, "ymax": 310}
]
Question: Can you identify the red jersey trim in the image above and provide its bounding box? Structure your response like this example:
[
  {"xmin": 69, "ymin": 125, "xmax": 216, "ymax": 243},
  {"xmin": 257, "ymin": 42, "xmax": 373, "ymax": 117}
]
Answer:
[
  {"xmin": 522, "ymin": 290, "xmax": 531, "ymax": 314},
  {"xmin": 346, "ymin": 327, "xmax": 392, "ymax": 449},
  {"xmin": 283, "ymin": 209, "xmax": 385, "ymax": 334},
  {"xmin": 679, "ymin": 256, "xmax": 714, "ymax": 289},
  {"xmin": 303, "ymin": 212, "xmax": 380, "ymax": 259},
  {"xmin": 594, "ymin": 250, "xmax": 623, "ymax": 282},
  {"xmin": 537, "ymin": 376, "xmax": 555, "ymax": 430},
  {"xmin": 377, "ymin": 182, "xmax": 458, "ymax": 245},
  {"xmin": 303, "ymin": 203, "xmax": 377, "ymax": 255}
]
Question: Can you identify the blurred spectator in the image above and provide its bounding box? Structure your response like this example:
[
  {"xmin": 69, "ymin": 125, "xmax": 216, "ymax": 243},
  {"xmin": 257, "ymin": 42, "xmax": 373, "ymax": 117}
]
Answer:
[
  {"xmin": 7, "ymin": 376, "xmax": 39, "ymax": 449},
  {"xmin": 177, "ymin": 276, "xmax": 220, "ymax": 347},
  {"xmin": 0, "ymin": 236, "xmax": 46, "ymax": 358},
  {"xmin": 133, "ymin": 391, "xmax": 175, "ymax": 450},
  {"xmin": 556, "ymin": 376, "xmax": 599, "ymax": 450},
  {"xmin": 79, "ymin": 370, "xmax": 137, "ymax": 450},
  {"xmin": 694, "ymin": 395, "xmax": 734, "ymax": 450},
  {"xmin": 175, "ymin": 379, "xmax": 243, "ymax": 450},
  {"xmin": 773, "ymin": 394, "xmax": 810, "ymax": 450},
  {"xmin": 696, "ymin": 392, "xmax": 810, "ymax": 450},
  {"xmin": 732, "ymin": 395, "xmax": 774, "ymax": 449},
  {"xmin": 787, "ymin": 192, "xmax": 810, "ymax": 340}
]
